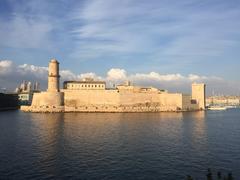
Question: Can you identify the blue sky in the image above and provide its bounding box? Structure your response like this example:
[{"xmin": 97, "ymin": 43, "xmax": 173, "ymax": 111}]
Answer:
[{"xmin": 0, "ymin": 0, "xmax": 240, "ymax": 94}]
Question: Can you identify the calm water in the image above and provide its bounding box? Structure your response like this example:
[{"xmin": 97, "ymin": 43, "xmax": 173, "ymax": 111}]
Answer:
[{"xmin": 0, "ymin": 110, "xmax": 240, "ymax": 180}]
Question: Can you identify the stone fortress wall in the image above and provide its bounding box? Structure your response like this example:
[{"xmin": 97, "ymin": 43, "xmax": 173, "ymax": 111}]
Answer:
[
  {"xmin": 21, "ymin": 59, "xmax": 206, "ymax": 113},
  {"xmin": 62, "ymin": 90, "xmax": 199, "ymax": 112},
  {"xmin": 21, "ymin": 59, "xmax": 64, "ymax": 112}
]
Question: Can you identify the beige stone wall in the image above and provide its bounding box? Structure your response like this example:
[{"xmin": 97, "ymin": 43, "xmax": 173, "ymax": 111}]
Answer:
[
  {"xmin": 31, "ymin": 92, "xmax": 64, "ymax": 107},
  {"xmin": 61, "ymin": 89, "xmax": 199, "ymax": 112},
  {"xmin": 158, "ymin": 93, "xmax": 182, "ymax": 109},
  {"xmin": 62, "ymin": 89, "xmax": 119, "ymax": 107},
  {"xmin": 21, "ymin": 105, "xmax": 64, "ymax": 112},
  {"xmin": 118, "ymin": 91, "xmax": 158, "ymax": 105},
  {"xmin": 64, "ymin": 105, "xmax": 178, "ymax": 112},
  {"xmin": 192, "ymin": 83, "xmax": 206, "ymax": 110},
  {"xmin": 182, "ymin": 94, "xmax": 199, "ymax": 110},
  {"xmin": 22, "ymin": 89, "xmax": 203, "ymax": 113}
]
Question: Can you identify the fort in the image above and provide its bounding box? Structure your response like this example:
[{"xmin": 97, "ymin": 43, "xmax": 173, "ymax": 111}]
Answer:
[{"xmin": 21, "ymin": 59, "xmax": 206, "ymax": 113}]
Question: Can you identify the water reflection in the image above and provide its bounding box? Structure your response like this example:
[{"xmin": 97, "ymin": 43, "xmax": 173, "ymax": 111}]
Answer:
[
  {"xmin": 29, "ymin": 111, "xmax": 209, "ymax": 179},
  {"xmin": 30, "ymin": 113, "xmax": 65, "ymax": 177},
  {"xmin": 1, "ymin": 110, "xmax": 240, "ymax": 179},
  {"xmin": 29, "ymin": 112, "xmax": 207, "ymax": 156},
  {"xmin": 191, "ymin": 111, "xmax": 207, "ymax": 138},
  {"xmin": 181, "ymin": 111, "xmax": 208, "ymax": 172}
]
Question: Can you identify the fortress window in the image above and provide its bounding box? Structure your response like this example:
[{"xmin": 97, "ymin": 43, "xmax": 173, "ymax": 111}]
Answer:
[
  {"xmin": 191, "ymin": 100, "xmax": 197, "ymax": 104},
  {"xmin": 95, "ymin": 85, "xmax": 97, "ymax": 87}
]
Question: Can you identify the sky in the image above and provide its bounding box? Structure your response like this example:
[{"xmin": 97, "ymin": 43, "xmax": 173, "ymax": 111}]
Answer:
[{"xmin": 0, "ymin": 0, "xmax": 240, "ymax": 95}]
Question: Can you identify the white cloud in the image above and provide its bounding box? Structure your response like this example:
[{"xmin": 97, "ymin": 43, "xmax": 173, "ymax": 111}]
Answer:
[
  {"xmin": 1, "ymin": 0, "xmax": 239, "ymax": 86},
  {"xmin": 0, "ymin": 60, "xmax": 14, "ymax": 74},
  {"xmin": 60, "ymin": 70, "xmax": 102, "ymax": 81},
  {"xmin": 68, "ymin": 0, "xmax": 240, "ymax": 76},
  {"xmin": 77, "ymin": 72, "xmax": 101, "ymax": 80},
  {"xmin": 60, "ymin": 70, "xmax": 78, "ymax": 80},
  {"xmin": 18, "ymin": 64, "xmax": 48, "ymax": 80},
  {"xmin": 0, "ymin": 60, "xmax": 239, "ymax": 95},
  {"xmin": 130, "ymin": 72, "xmax": 184, "ymax": 82},
  {"xmin": 107, "ymin": 68, "xmax": 127, "ymax": 81},
  {"xmin": 0, "ymin": 60, "xmax": 48, "ymax": 90},
  {"xmin": 0, "ymin": 60, "xmax": 13, "ymax": 68}
]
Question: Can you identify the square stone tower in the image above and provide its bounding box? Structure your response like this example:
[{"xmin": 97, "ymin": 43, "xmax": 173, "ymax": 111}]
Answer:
[{"xmin": 192, "ymin": 83, "xmax": 206, "ymax": 110}]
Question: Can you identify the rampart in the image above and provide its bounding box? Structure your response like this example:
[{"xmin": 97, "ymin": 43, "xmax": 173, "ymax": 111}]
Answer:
[{"xmin": 21, "ymin": 59, "xmax": 206, "ymax": 113}]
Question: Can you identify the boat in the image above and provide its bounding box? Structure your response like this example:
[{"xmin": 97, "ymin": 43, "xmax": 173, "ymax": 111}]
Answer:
[
  {"xmin": 208, "ymin": 106, "xmax": 227, "ymax": 111},
  {"xmin": 225, "ymin": 105, "xmax": 238, "ymax": 109}
]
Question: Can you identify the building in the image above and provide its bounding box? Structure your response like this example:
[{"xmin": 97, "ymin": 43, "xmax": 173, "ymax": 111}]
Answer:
[
  {"xmin": 15, "ymin": 81, "xmax": 40, "ymax": 105},
  {"xmin": 64, "ymin": 78, "xmax": 106, "ymax": 90},
  {"xmin": 206, "ymin": 96, "xmax": 240, "ymax": 107},
  {"xmin": 21, "ymin": 59, "xmax": 206, "ymax": 113},
  {"xmin": 21, "ymin": 59, "xmax": 64, "ymax": 112},
  {"xmin": 18, "ymin": 92, "xmax": 34, "ymax": 105},
  {"xmin": 192, "ymin": 83, "xmax": 206, "ymax": 110}
]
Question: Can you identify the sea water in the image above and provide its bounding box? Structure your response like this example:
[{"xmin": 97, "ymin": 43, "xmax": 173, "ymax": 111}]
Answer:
[{"xmin": 0, "ymin": 109, "xmax": 240, "ymax": 179}]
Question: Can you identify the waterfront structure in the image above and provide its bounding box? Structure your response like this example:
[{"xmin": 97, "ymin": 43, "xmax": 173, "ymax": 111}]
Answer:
[
  {"xmin": 23, "ymin": 59, "xmax": 64, "ymax": 111},
  {"xmin": 21, "ymin": 59, "xmax": 206, "ymax": 113},
  {"xmin": 206, "ymin": 96, "xmax": 240, "ymax": 107},
  {"xmin": 18, "ymin": 92, "xmax": 34, "ymax": 105},
  {"xmin": 15, "ymin": 81, "xmax": 40, "ymax": 105},
  {"xmin": 64, "ymin": 78, "xmax": 106, "ymax": 90},
  {"xmin": 47, "ymin": 59, "xmax": 60, "ymax": 92},
  {"xmin": 192, "ymin": 83, "xmax": 206, "ymax": 109}
]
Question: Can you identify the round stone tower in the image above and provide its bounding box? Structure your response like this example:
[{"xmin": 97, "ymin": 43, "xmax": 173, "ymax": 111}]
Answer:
[
  {"xmin": 47, "ymin": 59, "xmax": 60, "ymax": 92},
  {"xmin": 24, "ymin": 58, "xmax": 64, "ymax": 112}
]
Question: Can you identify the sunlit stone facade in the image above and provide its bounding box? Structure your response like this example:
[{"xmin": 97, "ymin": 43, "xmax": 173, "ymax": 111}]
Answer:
[
  {"xmin": 21, "ymin": 59, "xmax": 206, "ymax": 113},
  {"xmin": 47, "ymin": 59, "xmax": 60, "ymax": 92},
  {"xmin": 21, "ymin": 59, "xmax": 64, "ymax": 112},
  {"xmin": 192, "ymin": 83, "xmax": 206, "ymax": 110},
  {"xmin": 63, "ymin": 79, "xmax": 106, "ymax": 90}
]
